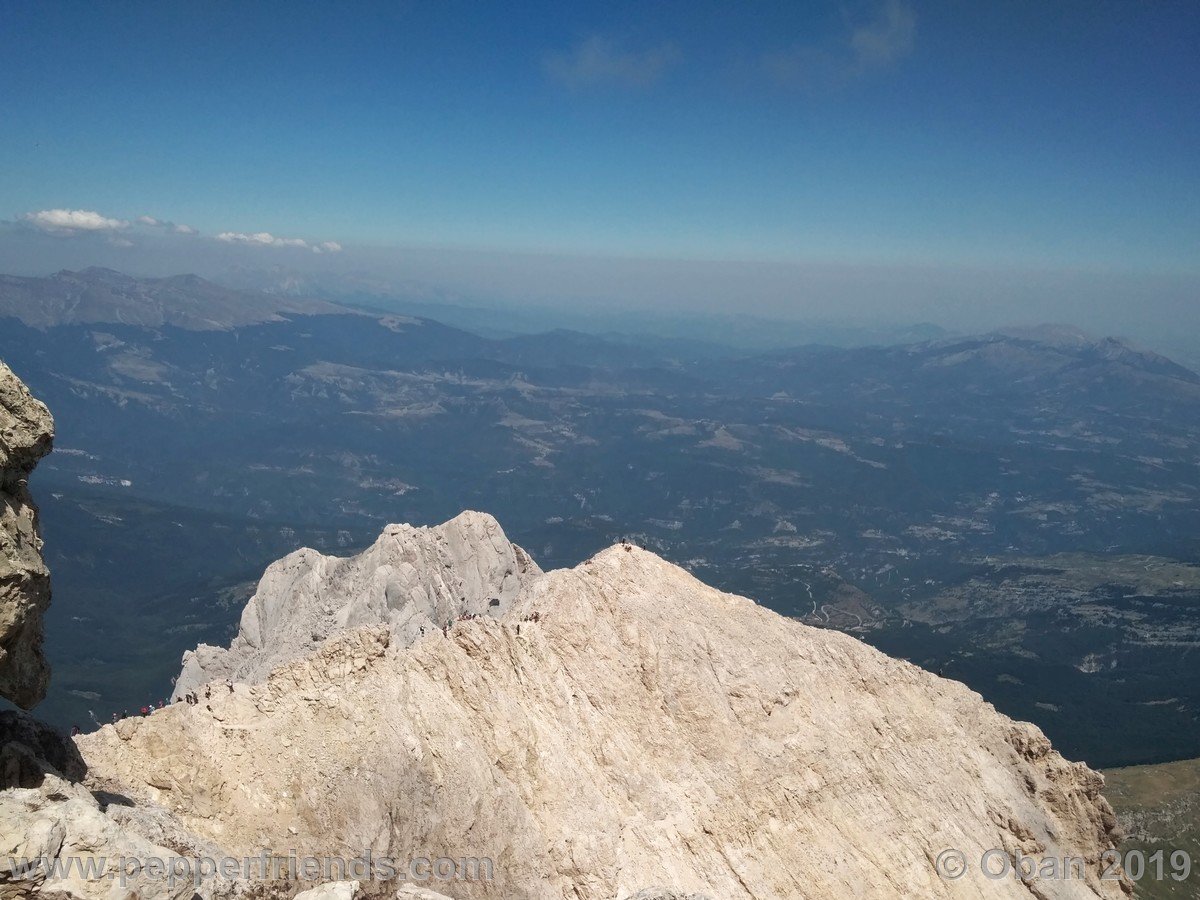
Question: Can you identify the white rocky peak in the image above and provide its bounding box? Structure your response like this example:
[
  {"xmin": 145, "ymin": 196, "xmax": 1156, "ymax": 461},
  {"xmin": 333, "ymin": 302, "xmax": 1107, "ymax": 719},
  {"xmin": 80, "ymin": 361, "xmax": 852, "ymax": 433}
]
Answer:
[
  {"xmin": 83, "ymin": 531, "xmax": 1129, "ymax": 900},
  {"xmin": 173, "ymin": 510, "xmax": 541, "ymax": 699}
]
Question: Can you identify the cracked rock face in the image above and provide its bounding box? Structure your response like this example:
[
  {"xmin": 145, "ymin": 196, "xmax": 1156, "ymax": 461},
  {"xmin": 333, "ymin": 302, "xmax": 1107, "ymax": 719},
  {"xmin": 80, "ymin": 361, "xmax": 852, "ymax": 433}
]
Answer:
[
  {"xmin": 0, "ymin": 715, "xmax": 199, "ymax": 900},
  {"xmin": 82, "ymin": 531, "xmax": 1130, "ymax": 900},
  {"xmin": 173, "ymin": 510, "xmax": 542, "ymax": 699},
  {"xmin": 0, "ymin": 360, "xmax": 54, "ymax": 709}
]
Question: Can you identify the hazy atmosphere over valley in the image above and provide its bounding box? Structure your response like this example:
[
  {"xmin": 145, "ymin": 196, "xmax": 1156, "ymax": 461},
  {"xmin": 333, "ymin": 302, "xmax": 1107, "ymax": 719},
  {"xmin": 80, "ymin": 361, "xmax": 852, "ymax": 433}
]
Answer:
[{"xmin": 2, "ymin": 3, "xmax": 1199, "ymax": 899}]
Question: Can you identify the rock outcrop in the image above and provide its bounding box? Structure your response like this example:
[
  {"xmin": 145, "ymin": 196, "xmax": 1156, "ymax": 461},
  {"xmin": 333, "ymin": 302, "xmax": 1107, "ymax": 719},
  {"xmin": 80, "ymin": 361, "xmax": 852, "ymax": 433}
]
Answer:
[
  {"xmin": 81, "ymin": 535, "xmax": 1130, "ymax": 899},
  {"xmin": 296, "ymin": 883, "xmax": 456, "ymax": 900},
  {"xmin": 293, "ymin": 881, "xmax": 363, "ymax": 900},
  {"xmin": 0, "ymin": 710, "xmax": 201, "ymax": 900},
  {"xmin": 0, "ymin": 361, "xmax": 54, "ymax": 709},
  {"xmin": 173, "ymin": 511, "xmax": 541, "ymax": 699}
]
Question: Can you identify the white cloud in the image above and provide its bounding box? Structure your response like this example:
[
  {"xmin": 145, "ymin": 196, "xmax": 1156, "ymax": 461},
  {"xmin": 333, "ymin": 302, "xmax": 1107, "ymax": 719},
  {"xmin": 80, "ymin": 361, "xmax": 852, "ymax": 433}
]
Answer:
[
  {"xmin": 765, "ymin": 0, "xmax": 915, "ymax": 90},
  {"xmin": 137, "ymin": 215, "xmax": 199, "ymax": 235},
  {"xmin": 217, "ymin": 231, "xmax": 304, "ymax": 248},
  {"xmin": 22, "ymin": 208, "xmax": 129, "ymax": 235},
  {"xmin": 19, "ymin": 207, "xmax": 338, "ymax": 252},
  {"xmin": 544, "ymin": 36, "xmax": 682, "ymax": 89},
  {"xmin": 215, "ymin": 231, "xmax": 341, "ymax": 253}
]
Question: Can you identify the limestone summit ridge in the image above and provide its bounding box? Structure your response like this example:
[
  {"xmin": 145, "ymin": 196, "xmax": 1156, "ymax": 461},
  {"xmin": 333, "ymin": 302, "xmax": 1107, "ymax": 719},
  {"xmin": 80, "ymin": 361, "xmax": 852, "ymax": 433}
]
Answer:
[
  {"xmin": 172, "ymin": 510, "xmax": 541, "ymax": 700},
  {"xmin": 83, "ymin": 530, "xmax": 1129, "ymax": 899}
]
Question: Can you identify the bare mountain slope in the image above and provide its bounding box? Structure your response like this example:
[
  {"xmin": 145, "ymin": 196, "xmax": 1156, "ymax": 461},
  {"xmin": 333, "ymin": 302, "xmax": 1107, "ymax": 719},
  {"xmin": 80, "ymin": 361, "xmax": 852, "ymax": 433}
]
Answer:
[{"xmin": 82, "ymin": 532, "xmax": 1128, "ymax": 899}]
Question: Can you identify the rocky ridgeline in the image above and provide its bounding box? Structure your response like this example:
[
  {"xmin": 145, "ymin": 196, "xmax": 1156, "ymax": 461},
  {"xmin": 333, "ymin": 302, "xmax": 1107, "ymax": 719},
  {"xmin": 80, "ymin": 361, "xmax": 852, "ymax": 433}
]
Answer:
[
  {"xmin": 173, "ymin": 510, "xmax": 541, "ymax": 700},
  {"xmin": 1, "ymin": 361, "xmax": 1131, "ymax": 899},
  {"xmin": 83, "ymin": 536, "xmax": 1129, "ymax": 899}
]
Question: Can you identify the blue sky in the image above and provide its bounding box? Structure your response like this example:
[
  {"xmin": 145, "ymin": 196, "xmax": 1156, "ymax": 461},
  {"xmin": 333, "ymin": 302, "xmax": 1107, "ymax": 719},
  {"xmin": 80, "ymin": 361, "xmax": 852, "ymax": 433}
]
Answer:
[{"xmin": 1, "ymin": 1, "xmax": 1197, "ymax": 327}]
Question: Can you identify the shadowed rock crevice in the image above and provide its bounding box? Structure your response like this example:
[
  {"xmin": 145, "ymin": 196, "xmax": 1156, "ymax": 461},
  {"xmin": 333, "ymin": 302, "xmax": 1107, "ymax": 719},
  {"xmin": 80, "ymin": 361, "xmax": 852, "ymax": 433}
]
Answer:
[{"xmin": 0, "ymin": 709, "xmax": 87, "ymax": 788}]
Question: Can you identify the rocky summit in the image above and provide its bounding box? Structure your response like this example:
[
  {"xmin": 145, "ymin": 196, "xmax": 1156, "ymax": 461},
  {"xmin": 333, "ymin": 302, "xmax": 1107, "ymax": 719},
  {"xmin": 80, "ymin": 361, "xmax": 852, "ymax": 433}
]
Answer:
[
  {"xmin": 173, "ymin": 510, "xmax": 542, "ymax": 700},
  {"xmin": 81, "ymin": 522, "xmax": 1127, "ymax": 899}
]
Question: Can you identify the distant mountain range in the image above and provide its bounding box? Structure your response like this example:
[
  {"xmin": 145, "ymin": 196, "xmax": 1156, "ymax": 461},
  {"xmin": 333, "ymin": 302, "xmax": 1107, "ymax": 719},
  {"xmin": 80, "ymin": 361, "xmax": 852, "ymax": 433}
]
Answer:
[
  {"xmin": 0, "ymin": 267, "xmax": 347, "ymax": 330},
  {"xmin": 2, "ymin": 267, "xmax": 1198, "ymax": 768}
]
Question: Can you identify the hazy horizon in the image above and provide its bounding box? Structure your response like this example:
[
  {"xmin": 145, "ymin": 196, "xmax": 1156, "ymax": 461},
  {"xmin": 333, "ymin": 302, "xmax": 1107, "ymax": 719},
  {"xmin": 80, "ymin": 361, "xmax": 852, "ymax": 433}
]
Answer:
[
  {"xmin": 3, "ymin": 1, "xmax": 1198, "ymax": 349},
  {"xmin": 2, "ymin": 229, "xmax": 1198, "ymax": 356}
]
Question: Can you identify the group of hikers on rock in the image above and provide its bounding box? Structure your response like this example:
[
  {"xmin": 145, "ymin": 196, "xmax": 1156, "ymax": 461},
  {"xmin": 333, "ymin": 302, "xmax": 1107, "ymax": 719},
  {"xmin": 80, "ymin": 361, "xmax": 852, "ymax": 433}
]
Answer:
[
  {"xmin": 71, "ymin": 699, "xmax": 168, "ymax": 735},
  {"xmin": 437, "ymin": 607, "xmax": 544, "ymax": 637},
  {"xmin": 441, "ymin": 610, "xmax": 483, "ymax": 636},
  {"xmin": 180, "ymin": 680, "xmax": 234, "ymax": 706},
  {"xmin": 73, "ymin": 678, "xmax": 239, "ymax": 736}
]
